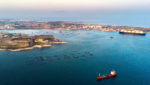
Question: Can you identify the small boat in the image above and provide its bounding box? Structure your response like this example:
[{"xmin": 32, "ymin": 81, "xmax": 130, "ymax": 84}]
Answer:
[
  {"xmin": 97, "ymin": 70, "xmax": 117, "ymax": 80},
  {"xmin": 110, "ymin": 36, "xmax": 113, "ymax": 39}
]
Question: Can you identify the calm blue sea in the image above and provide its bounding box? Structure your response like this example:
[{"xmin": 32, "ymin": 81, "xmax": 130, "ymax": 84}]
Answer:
[{"xmin": 0, "ymin": 30, "xmax": 150, "ymax": 85}]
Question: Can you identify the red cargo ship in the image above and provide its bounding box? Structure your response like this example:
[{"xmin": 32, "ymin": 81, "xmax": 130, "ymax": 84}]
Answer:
[{"xmin": 97, "ymin": 70, "xmax": 117, "ymax": 80}]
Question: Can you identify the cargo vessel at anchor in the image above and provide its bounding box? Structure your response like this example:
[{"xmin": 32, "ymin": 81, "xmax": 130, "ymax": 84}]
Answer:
[
  {"xmin": 97, "ymin": 70, "xmax": 117, "ymax": 80},
  {"xmin": 119, "ymin": 29, "xmax": 146, "ymax": 35}
]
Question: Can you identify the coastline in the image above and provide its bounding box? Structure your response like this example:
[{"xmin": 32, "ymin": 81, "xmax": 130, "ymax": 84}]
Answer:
[
  {"xmin": 50, "ymin": 41, "xmax": 67, "ymax": 44},
  {"xmin": 1, "ymin": 29, "xmax": 149, "ymax": 34},
  {"xmin": 0, "ymin": 42, "xmax": 67, "ymax": 52},
  {"xmin": 0, "ymin": 45, "xmax": 51, "ymax": 52}
]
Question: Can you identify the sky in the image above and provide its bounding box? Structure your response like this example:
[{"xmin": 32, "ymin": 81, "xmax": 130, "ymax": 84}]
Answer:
[
  {"xmin": 0, "ymin": 0, "xmax": 150, "ymax": 11},
  {"xmin": 0, "ymin": 0, "xmax": 150, "ymax": 19}
]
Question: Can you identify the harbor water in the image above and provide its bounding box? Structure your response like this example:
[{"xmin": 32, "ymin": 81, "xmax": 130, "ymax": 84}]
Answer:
[{"xmin": 0, "ymin": 30, "xmax": 150, "ymax": 85}]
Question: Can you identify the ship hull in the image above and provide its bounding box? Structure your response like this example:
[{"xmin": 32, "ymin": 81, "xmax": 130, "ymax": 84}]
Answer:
[
  {"xmin": 119, "ymin": 32, "xmax": 146, "ymax": 36},
  {"xmin": 97, "ymin": 74, "xmax": 117, "ymax": 80}
]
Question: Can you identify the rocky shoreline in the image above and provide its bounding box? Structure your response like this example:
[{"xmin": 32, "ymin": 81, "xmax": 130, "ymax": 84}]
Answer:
[
  {"xmin": 0, "ymin": 42, "xmax": 67, "ymax": 51},
  {"xmin": 0, "ymin": 20, "xmax": 150, "ymax": 33},
  {"xmin": 0, "ymin": 33, "xmax": 67, "ymax": 51}
]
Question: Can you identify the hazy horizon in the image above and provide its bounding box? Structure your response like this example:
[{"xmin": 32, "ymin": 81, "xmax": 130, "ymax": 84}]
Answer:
[
  {"xmin": 0, "ymin": 0, "xmax": 150, "ymax": 18},
  {"xmin": 0, "ymin": 0, "xmax": 150, "ymax": 27}
]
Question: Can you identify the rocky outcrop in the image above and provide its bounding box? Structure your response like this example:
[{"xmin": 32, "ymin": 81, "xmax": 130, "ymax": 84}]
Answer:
[{"xmin": 0, "ymin": 33, "xmax": 67, "ymax": 51}]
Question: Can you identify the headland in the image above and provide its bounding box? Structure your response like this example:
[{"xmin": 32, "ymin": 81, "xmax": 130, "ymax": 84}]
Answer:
[{"xmin": 0, "ymin": 32, "xmax": 67, "ymax": 51}]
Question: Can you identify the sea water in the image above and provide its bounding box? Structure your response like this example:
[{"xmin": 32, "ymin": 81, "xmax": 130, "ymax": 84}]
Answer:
[{"xmin": 0, "ymin": 30, "xmax": 150, "ymax": 85}]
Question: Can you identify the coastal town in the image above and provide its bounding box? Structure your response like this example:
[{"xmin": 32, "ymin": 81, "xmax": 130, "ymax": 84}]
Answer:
[{"xmin": 0, "ymin": 19, "xmax": 150, "ymax": 32}]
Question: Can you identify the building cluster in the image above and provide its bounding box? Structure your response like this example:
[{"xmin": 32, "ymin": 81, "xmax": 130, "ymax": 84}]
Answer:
[
  {"xmin": 0, "ymin": 32, "xmax": 26, "ymax": 38},
  {"xmin": 0, "ymin": 20, "xmax": 150, "ymax": 32},
  {"xmin": 0, "ymin": 24, "xmax": 15, "ymax": 30},
  {"xmin": 0, "ymin": 32, "xmax": 59, "ymax": 50}
]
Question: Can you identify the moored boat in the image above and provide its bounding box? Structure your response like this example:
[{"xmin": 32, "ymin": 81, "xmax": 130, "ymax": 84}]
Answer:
[
  {"xmin": 97, "ymin": 70, "xmax": 117, "ymax": 80},
  {"xmin": 119, "ymin": 29, "xmax": 146, "ymax": 35}
]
